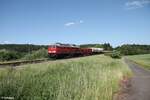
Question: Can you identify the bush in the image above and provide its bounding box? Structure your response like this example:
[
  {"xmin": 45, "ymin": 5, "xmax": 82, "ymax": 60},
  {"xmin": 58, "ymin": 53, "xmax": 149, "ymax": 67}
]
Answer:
[
  {"xmin": 22, "ymin": 48, "xmax": 48, "ymax": 60},
  {"xmin": 0, "ymin": 50, "xmax": 21, "ymax": 61},
  {"xmin": 111, "ymin": 50, "xmax": 121, "ymax": 59}
]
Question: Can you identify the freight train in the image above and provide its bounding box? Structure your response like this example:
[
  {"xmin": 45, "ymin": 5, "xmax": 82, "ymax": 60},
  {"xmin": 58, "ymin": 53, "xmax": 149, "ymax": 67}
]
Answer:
[{"xmin": 48, "ymin": 43, "xmax": 103, "ymax": 58}]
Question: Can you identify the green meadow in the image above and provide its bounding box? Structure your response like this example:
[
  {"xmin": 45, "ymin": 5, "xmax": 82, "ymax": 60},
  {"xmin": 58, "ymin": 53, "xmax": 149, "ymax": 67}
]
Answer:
[
  {"xmin": 0, "ymin": 55, "xmax": 131, "ymax": 100},
  {"xmin": 127, "ymin": 54, "xmax": 150, "ymax": 70}
]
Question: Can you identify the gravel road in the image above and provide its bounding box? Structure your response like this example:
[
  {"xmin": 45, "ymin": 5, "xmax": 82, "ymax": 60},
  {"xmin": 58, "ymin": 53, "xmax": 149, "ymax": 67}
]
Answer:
[{"xmin": 124, "ymin": 59, "xmax": 150, "ymax": 100}]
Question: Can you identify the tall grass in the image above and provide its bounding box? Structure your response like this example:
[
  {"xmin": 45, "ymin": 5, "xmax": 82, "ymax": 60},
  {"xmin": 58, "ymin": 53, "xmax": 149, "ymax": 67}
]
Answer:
[
  {"xmin": 0, "ymin": 55, "xmax": 131, "ymax": 100},
  {"xmin": 127, "ymin": 54, "xmax": 150, "ymax": 70}
]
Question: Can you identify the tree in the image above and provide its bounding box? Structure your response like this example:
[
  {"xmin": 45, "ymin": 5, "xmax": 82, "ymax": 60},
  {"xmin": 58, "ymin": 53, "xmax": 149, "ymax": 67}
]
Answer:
[
  {"xmin": 115, "ymin": 44, "xmax": 150, "ymax": 55},
  {"xmin": 0, "ymin": 50, "xmax": 21, "ymax": 61},
  {"xmin": 103, "ymin": 43, "xmax": 113, "ymax": 51}
]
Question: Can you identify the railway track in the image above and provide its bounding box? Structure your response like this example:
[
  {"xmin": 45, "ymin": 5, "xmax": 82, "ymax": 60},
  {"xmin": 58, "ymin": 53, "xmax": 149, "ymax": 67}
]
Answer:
[
  {"xmin": 0, "ymin": 53, "xmax": 108, "ymax": 68},
  {"xmin": 0, "ymin": 57, "xmax": 84, "ymax": 67},
  {"xmin": 0, "ymin": 59, "xmax": 49, "ymax": 67},
  {"xmin": 0, "ymin": 56, "xmax": 87, "ymax": 67}
]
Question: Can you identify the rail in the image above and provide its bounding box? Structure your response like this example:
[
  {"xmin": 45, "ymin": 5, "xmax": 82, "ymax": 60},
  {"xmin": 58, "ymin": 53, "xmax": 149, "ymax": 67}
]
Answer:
[{"xmin": 0, "ymin": 59, "xmax": 49, "ymax": 67}]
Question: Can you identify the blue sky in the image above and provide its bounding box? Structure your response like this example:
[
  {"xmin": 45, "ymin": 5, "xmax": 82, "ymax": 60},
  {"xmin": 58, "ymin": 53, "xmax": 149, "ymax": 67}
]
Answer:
[{"xmin": 0, "ymin": 0, "xmax": 150, "ymax": 47}]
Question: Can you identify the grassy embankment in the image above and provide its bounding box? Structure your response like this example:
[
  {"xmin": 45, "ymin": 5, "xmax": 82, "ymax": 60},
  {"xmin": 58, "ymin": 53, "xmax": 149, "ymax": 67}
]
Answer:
[
  {"xmin": 0, "ymin": 55, "xmax": 131, "ymax": 100},
  {"xmin": 127, "ymin": 54, "xmax": 150, "ymax": 70}
]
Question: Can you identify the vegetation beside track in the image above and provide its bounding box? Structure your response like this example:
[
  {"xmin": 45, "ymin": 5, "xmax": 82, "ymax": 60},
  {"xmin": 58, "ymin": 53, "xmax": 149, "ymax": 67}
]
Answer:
[
  {"xmin": 116, "ymin": 44, "xmax": 150, "ymax": 55},
  {"xmin": 22, "ymin": 48, "xmax": 48, "ymax": 60},
  {"xmin": 127, "ymin": 54, "xmax": 150, "ymax": 70},
  {"xmin": 0, "ymin": 55, "xmax": 131, "ymax": 100},
  {"xmin": 0, "ymin": 48, "xmax": 48, "ymax": 62},
  {"xmin": 0, "ymin": 59, "xmax": 48, "ymax": 67}
]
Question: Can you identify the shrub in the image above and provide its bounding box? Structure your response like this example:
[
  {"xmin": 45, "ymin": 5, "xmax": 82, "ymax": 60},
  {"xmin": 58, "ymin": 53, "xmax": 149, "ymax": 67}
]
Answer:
[
  {"xmin": 22, "ymin": 48, "xmax": 48, "ymax": 60},
  {"xmin": 111, "ymin": 50, "xmax": 121, "ymax": 59},
  {"xmin": 0, "ymin": 50, "xmax": 21, "ymax": 61}
]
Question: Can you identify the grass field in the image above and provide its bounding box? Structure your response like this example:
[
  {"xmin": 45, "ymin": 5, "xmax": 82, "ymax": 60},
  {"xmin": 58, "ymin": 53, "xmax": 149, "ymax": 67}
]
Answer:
[
  {"xmin": 127, "ymin": 54, "xmax": 150, "ymax": 70},
  {"xmin": 0, "ymin": 55, "xmax": 131, "ymax": 100}
]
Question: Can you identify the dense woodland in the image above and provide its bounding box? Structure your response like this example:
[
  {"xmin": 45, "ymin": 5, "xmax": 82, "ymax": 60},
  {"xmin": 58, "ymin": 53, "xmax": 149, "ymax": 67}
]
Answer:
[
  {"xmin": 115, "ymin": 44, "xmax": 150, "ymax": 55},
  {"xmin": 0, "ymin": 44, "xmax": 48, "ymax": 61},
  {"xmin": 0, "ymin": 44, "xmax": 47, "ymax": 53},
  {"xmin": 0, "ymin": 44, "xmax": 150, "ymax": 61}
]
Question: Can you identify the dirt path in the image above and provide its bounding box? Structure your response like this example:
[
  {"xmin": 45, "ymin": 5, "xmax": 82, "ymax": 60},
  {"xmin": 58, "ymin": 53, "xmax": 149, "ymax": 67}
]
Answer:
[{"xmin": 124, "ymin": 59, "xmax": 150, "ymax": 100}]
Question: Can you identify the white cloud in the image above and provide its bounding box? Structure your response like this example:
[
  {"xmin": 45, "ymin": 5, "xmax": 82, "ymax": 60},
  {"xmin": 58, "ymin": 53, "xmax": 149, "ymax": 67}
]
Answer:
[
  {"xmin": 125, "ymin": 0, "xmax": 150, "ymax": 10},
  {"xmin": 65, "ymin": 22, "xmax": 75, "ymax": 26},
  {"xmin": 64, "ymin": 20, "xmax": 84, "ymax": 27}
]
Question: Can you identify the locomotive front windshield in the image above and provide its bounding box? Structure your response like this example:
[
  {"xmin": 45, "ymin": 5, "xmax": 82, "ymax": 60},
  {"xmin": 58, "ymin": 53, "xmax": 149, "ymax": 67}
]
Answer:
[{"xmin": 49, "ymin": 45, "xmax": 56, "ymax": 48}]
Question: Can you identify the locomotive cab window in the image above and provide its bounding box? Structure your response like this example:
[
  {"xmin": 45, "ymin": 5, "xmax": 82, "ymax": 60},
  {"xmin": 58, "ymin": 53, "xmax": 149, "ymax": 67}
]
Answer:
[{"xmin": 49, "ymin": 45, "xmax": 56, "ymax": 48}]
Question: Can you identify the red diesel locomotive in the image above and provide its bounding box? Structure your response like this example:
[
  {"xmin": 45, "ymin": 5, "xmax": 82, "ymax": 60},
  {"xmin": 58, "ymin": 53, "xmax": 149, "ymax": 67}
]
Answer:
[{"xmin": 48, "ymin": 43, "xmax": 92, "ymax": 58}]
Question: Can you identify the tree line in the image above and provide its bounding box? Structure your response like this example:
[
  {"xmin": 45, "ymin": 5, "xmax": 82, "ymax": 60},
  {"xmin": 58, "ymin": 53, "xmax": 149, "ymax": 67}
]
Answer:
[
  {"xmin": 0, "ymin": 44, "xmax": 47, "ymax": 53},
  {"xmin": 115, "ymin": 44, "xmax": 150, "ymax": 55},
  {"xmin": 0, "ymin": 44, "xmax": 48, "ymax": 61}
]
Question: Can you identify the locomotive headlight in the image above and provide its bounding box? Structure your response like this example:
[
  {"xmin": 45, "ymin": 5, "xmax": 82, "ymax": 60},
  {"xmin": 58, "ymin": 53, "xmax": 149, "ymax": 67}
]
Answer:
[
  {"xmin": 49, "ymin": 51, "xmax": 56, "ymax": 53},
  {"xmin": 53, "ymin": 51, "xmax": 56, "ymax": 53}
]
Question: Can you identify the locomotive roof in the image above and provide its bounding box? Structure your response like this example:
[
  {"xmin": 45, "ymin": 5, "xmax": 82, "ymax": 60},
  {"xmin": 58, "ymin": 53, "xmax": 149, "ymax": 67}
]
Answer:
[{"xmin": 49, "ymin": 43, "xmax": 80, "ymax": 48}]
